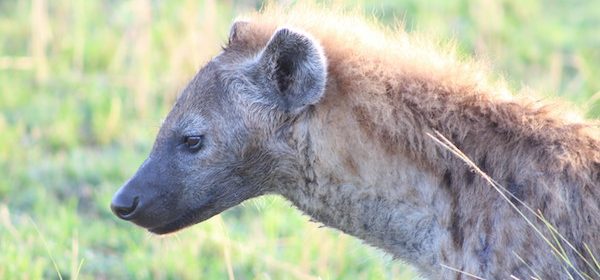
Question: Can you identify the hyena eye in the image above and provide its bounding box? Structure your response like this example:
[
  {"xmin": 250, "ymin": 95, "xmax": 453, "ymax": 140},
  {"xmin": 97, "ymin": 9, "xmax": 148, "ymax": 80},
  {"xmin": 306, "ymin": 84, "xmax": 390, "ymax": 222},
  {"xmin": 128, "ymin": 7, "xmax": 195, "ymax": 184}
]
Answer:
[{"xmin": 184, "ymin": 135, "xmax": 204, "ymax": 151}]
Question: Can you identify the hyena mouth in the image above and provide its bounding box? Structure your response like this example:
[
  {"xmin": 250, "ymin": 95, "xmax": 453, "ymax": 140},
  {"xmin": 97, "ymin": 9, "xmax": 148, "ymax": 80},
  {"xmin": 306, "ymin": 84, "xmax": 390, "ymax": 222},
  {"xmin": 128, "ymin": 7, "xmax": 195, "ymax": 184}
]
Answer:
[
  {"xmin": 148, "ymin": 204, "xmax": 222, "ymax": 235},
  {"xmin": 148, "ymin": 219, "xmax": 190, "ymax": 235}
]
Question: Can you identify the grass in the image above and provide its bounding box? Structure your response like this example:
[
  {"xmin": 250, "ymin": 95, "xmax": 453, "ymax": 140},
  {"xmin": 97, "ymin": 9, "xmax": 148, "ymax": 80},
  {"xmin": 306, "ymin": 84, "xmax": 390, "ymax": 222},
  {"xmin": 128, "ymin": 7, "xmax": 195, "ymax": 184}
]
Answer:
[
  {"xmin": 428, "ymin": 130, "xmax": 600, "ymax": 279},
  {"xmin": 0, "ymin": 0, "xmax": 598, "ymax": 279}
]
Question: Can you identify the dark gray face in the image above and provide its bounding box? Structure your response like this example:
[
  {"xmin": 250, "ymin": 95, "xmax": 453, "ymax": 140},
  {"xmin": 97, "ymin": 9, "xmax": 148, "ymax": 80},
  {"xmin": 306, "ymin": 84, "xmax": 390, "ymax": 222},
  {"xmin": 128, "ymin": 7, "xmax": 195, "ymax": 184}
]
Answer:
[{"xmin": 110, "ymin": 24, "xmax": 327, "ymax": 234}]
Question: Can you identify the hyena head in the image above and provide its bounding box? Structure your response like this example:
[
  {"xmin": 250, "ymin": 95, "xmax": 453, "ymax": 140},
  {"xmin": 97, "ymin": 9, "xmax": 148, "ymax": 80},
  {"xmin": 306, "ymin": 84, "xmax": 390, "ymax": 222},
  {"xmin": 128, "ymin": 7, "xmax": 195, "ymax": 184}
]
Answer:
[{"xmin": 110, "ymin": 22, "xmax": 327, "ymax": 234}]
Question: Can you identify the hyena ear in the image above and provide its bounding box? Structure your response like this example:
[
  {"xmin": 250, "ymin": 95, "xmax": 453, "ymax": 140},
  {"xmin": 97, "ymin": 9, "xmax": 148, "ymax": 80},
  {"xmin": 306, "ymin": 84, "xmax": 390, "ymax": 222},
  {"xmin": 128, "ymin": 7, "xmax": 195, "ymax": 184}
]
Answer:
[
  {"xmin": 228, "ymin": 20, "xmax": 249, "ymax": 46},
  {"xmin": 256, "ymin": 28, "xmax": 327, "ymax": 113}
]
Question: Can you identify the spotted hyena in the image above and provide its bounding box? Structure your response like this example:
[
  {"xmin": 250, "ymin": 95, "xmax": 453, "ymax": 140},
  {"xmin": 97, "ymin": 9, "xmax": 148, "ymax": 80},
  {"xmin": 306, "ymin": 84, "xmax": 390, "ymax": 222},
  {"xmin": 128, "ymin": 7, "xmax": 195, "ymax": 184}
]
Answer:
[{"xmin": 111, "ymin": 6, "xmax": 600, "ymax": 279}]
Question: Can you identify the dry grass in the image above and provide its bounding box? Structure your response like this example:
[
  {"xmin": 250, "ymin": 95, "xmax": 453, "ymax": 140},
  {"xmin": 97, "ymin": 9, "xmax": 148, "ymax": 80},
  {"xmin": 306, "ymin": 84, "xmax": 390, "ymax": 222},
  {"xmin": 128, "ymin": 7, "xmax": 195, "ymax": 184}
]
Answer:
[{"xmin": 428, "ymin": 130, "xmax": 600, "ymax": 279}]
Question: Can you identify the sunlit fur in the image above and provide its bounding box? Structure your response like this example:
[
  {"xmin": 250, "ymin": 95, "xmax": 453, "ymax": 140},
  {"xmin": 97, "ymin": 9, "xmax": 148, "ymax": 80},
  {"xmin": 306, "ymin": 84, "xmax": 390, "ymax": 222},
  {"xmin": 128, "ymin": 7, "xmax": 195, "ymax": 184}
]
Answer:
[{"xmin": 230, "ymin": 3, "xmax": 600, "ymax": 279}]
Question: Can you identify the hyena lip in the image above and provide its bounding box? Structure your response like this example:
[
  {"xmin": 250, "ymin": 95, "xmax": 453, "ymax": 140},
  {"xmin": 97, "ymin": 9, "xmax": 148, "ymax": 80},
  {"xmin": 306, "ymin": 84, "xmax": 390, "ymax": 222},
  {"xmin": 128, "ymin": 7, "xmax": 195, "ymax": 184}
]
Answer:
[
  {"xmin": 147, "ymin": 204, "xmax": 222, "ymax": 235},
  {"xmin": 147, "ymin": 220, "xmax": 189, "ymax": 235}
]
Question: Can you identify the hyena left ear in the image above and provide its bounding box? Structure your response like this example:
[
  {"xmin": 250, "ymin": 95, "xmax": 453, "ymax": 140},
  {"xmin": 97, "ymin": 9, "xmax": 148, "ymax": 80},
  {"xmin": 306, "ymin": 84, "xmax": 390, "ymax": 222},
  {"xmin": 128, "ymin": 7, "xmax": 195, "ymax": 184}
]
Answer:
[
  {"xmin": 256, "ymin": 27, "xmax": 327, "ymax": 113},
  {"xmin": 228, "ymin": 20, "xmax": 249, "ymax": 46}
]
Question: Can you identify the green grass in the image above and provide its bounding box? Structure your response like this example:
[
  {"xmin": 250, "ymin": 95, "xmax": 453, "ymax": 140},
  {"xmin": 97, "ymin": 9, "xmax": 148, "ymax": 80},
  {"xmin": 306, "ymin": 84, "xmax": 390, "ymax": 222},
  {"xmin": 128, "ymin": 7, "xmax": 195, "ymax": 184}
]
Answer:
[{"xmin": 0, "ymin": 0, "xmax": 598, "ymax": 279}]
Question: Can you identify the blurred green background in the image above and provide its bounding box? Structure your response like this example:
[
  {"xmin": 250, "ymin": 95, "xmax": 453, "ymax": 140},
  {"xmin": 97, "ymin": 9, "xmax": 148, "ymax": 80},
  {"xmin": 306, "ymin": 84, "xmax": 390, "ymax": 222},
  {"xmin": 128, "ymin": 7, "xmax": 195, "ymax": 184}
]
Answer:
[{"xmin": 0, "ymin": 0, "xmax": 598, "ymax": 279}]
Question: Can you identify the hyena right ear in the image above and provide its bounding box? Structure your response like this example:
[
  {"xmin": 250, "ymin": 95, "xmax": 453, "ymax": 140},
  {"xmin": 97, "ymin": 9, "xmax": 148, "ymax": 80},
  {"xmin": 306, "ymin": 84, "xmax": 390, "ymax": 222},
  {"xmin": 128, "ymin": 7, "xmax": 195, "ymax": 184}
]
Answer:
[{"xmin": 255, "ymin": 27, "xmax": 328, "ymax": 114}]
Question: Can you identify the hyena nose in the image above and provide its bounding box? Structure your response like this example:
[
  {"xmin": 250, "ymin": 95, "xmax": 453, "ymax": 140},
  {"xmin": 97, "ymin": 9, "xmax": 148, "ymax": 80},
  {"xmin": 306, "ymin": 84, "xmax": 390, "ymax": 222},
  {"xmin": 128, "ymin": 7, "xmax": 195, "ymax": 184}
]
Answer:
[{"xmin": 111, "ymin": 194, "xmax": 140, "ymax": 220}]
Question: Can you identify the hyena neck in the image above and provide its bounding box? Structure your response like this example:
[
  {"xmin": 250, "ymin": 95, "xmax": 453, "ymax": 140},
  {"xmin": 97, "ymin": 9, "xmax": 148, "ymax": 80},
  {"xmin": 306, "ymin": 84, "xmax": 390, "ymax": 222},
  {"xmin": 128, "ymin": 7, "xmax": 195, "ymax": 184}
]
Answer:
[
  {"xmin": 278, "ymin": 103, "xmax": 449, "ymax": 276},
  {"xmin": 277, "ymin": 77, "xmax": 599, "ymax": 278}
]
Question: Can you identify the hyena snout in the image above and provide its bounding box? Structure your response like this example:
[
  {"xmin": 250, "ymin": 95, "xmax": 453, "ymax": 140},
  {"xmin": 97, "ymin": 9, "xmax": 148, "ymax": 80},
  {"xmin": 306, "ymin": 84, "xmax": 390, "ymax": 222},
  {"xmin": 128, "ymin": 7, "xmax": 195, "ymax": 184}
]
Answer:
[
  {"xmin": 110, "ymin": 185, "xmax": 140, "ymax": 220},
  {"xmin": 110, "ymin": 159, "xmax": 171, "ymax": 229},
  {"xmin": 110, "ymin": 177, "xmax": 167, "ymax": 229}
]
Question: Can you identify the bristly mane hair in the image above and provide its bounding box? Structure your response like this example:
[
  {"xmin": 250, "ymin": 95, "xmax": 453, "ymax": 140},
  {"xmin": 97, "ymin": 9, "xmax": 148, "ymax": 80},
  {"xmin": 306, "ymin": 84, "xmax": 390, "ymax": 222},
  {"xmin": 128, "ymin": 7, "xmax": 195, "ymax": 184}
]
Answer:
[
  {"xmin": 235, "ymin": 2, "xmax": 599, "ymax": 167},
  {"xmin": 229, "ymin": 2, "xmax": 600, "ymax": 278}
]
